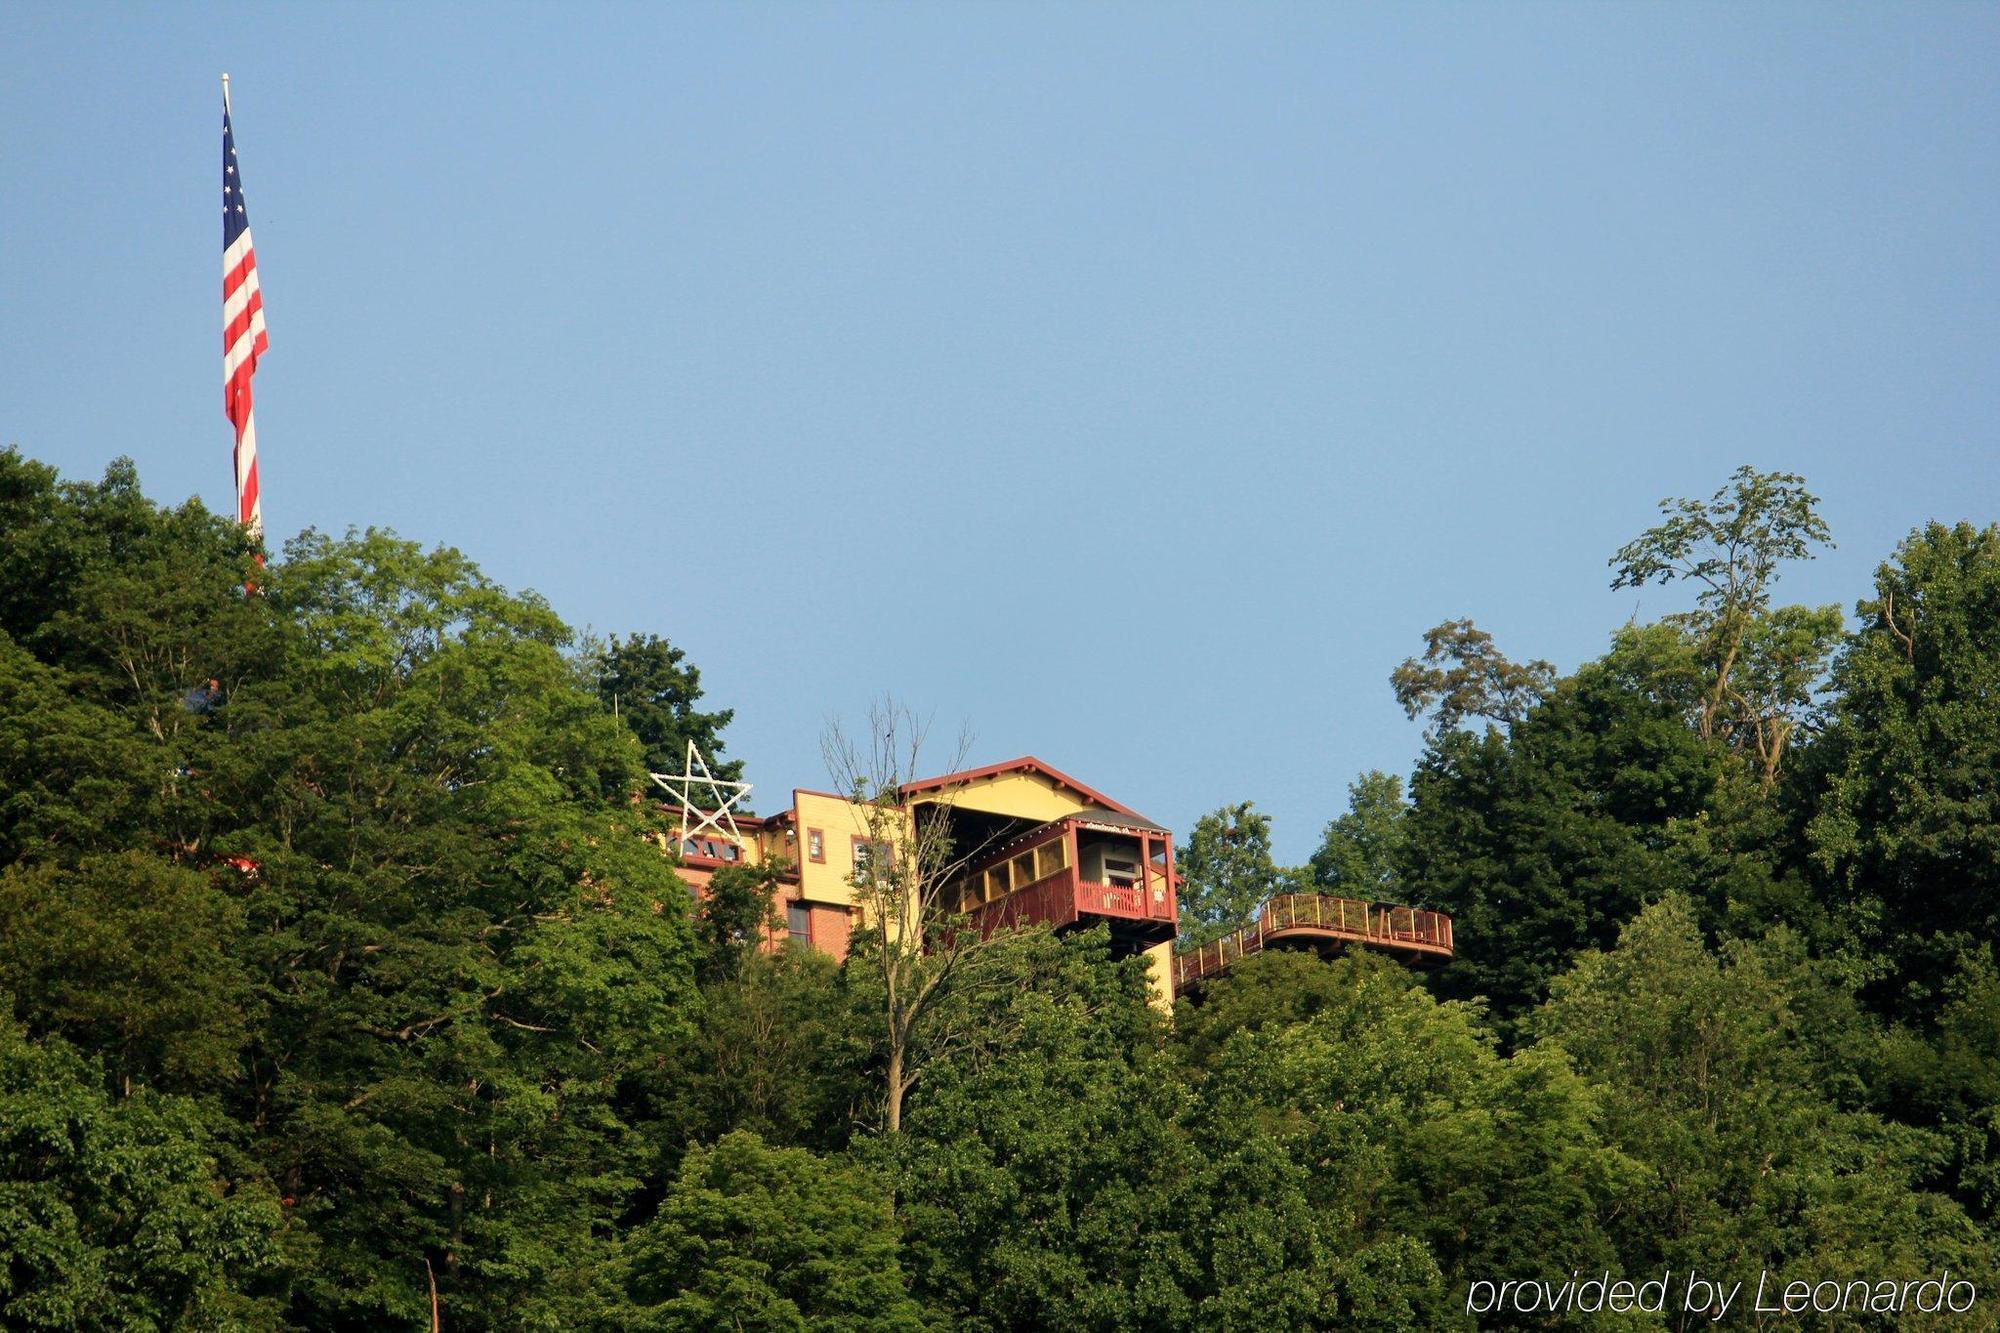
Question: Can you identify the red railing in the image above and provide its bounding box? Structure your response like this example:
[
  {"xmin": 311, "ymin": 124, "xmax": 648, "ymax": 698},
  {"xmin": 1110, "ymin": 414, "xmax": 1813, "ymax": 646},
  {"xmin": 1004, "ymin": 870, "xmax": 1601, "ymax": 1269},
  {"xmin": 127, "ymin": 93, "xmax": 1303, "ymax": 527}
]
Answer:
[
  {"xmin": 973, "ymin": 867, "xmax": 1082, "ymax": 933},
  {"xmin": 1075, "ymin": 878, "xmax": 1143, "ymax": 917},
  {"xmin": 968, "ymin": 865, "xmax": 1177, "ymax": 936},
  {"xmin": 1074, "ymin": 874, "xmax": 1174, "ymax": 922},
  {"xmin": 1173, "ymin": 893, "xmax": 1453, "ymax": 990}
]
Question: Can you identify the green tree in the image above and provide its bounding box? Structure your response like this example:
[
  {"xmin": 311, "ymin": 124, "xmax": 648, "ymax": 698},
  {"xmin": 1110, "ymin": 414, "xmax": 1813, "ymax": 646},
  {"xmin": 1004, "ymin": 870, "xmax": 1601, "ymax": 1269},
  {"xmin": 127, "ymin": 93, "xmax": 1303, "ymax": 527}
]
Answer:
[
  {"xmin": 1305, "ymin": 770, "xmax": 1407, "ymax": 899},
  {"xmin": 1808, "ymin": 521, "xmax": 2000, "ymax": 1018},
  {"xmin": 0, "ymin": 452, "xmax": 280, "ymax": 871},
  {"xmin": 590, "ymin": 632, "xmax": 741, "ymax": 780},
  {"xmin": 16, "ymin": 442, "xmax": 1998, "ymax": 1332},
  {"xmin": 0, "ymin": 1016, "xmax": 286, "ymax": 1330},
  {"xmin": 617, "ymin": 1131, "xmax": 926, "ymax": 1332},
  {"xmin": 0, "ymin": 461, "xmax": 725, "ymax": 1329},
  {"xmin": 0, "ymin": 451, "xmax": 271, "ymax": 694},
  {"xmin": 1175, "ymin": 802, "xmax": 1286, "ymax": 952},
  {"xmin": 1390, "ymin": 619, "xmax": 1555, "ymax": 738},
  {"xmin": 0, "ymin": 642, "xmax": 157, "ymax": 865},
  {"xmin": 1733, "ymin": 602, "xmax": 1846, "ymax": 788},
  {"xmin": 1580, "ymin": 622, "xmax": 1829, "ymax": 947},
  {"xmin": 2, "ymin": 453, "xmax": 275, "ymax": 743},
  {"xmin": 1402, "ymin": 641, "xmax": 1726, "ymax": 1026},
  {"xmin": 1876, "ymin": 957, "xmax": 2000, "ymax": 1226},
  {"xmin": 691, "ymin": 860, "xmax": 787, "ymax": 984},
  {"xmin": 0, "ymin": 447, "xmax": 81, "ymax": 645},
  {"xmin": 643, "ymin": 946, "xmax": 870, "ymax": 1162},
  {"xmin": 1609, "ymin": 465, "xmax": 1840, "ymax": 788},
  {"xmin": 1533, "ymin": 897, "xmax": 1992, "ymax": 1297},
  {"xmin": 1182, "ymin": 950, "xmax": 1625, "ymax": 1330},
  {"xmin": 190, "ymin": 529, "xmax": 704, "ymax": 1329},
  {"xmin": 892, "ymin": 929, "xmax": 1190, "ymax": 1329},
  {"xmin": 1173, "ymin": 948, "xmax": 1366, "ymax": 1071},
  {"xmin": 0, "ymin": 853, "xmax": 252, "ymax": 1095}
]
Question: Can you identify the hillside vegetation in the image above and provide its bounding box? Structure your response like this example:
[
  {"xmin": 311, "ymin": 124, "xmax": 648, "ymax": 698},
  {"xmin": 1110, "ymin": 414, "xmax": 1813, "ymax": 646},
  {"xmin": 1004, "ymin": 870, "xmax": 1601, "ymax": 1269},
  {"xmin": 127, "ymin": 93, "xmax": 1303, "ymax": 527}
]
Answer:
[{"xmin": 1, "ymin": 448, "xmax": 1996, "ymax": 1329}]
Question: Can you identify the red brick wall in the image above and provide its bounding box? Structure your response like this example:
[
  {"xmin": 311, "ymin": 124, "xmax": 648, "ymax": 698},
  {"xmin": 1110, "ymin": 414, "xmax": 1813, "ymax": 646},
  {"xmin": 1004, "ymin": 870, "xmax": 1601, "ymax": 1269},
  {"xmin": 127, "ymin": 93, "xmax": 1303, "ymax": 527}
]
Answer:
[
  {"xmin": 809, "ymin": 902, "xmax": 852, "ymax": 963},
  {"xmin": 756, "ymin": 895, "xmax": 853, "ymax": 964}
]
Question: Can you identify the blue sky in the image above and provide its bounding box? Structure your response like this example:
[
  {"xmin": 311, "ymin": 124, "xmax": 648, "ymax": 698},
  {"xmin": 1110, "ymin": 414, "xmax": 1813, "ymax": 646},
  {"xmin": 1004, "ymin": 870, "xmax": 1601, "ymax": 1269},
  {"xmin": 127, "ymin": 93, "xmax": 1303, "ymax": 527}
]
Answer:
[{"xmin": 5, "ymin": 3, "xmax": 1996, "ymax": 861}]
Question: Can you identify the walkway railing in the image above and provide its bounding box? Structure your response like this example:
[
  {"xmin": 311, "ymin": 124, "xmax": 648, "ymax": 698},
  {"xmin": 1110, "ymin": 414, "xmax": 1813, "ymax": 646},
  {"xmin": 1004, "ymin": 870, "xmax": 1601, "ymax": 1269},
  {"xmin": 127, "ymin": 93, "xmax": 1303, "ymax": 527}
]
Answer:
[{"xmin": 1173, "ymin": 893, "xmax": 1453, "ymax": 991}]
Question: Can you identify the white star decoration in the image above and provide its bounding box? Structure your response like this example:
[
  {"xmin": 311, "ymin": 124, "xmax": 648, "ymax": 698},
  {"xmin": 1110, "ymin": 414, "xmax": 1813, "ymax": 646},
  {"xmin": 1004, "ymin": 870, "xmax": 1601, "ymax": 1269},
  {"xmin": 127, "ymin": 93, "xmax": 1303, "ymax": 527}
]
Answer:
[{"xmin": 650, "ymin": 741, "xmax": 753, "ymax": 850}]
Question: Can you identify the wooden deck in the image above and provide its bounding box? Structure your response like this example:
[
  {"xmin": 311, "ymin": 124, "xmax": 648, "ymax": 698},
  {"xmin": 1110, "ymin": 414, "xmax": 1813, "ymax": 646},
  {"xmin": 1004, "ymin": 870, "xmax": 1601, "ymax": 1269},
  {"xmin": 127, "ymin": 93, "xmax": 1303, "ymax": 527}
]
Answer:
[{"xmin": 1173, "ymin": 893, "xmax": 1454, "ymax": 992}]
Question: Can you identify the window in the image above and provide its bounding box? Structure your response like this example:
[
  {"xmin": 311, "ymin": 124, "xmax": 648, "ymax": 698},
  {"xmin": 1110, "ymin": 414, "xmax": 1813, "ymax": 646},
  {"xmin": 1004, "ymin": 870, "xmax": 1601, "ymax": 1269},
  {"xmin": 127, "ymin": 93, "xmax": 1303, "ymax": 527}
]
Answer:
[
  {"xmin": 680, "ymin": 837, "xmax": 742, "ymax": 862},
  {"xmin": 787, "ymin": 902, "xmax": 811, "ymax": 945},
  {"xmin": 807, "ymin": 828, "xmax": 825, "ymax": 863},
  {"xmin": 852, "ymin": 836, "xmax": 890, "ymax": 876}
]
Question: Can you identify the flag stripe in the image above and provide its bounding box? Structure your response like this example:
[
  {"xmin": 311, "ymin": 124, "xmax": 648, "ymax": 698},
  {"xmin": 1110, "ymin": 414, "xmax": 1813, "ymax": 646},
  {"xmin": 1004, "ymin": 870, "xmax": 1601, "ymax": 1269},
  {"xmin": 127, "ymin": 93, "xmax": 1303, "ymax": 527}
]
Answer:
[
  {"xmin": 224, "ymin": 290, "xmax": 265, "ymax": 355},
  {"xmin": 236, "ymin": 409, "xmax": 261, "ymax": 532},
  {"xmin": 223, "ymin": 305, "xmax": 267, "ymax": 364},
  {"xmin": 223, "ymin": 278, "xmax": 259, "ymax": 327},
  {"xmin": 223, "ymin": 255, "xmax": 258, "ymax": 305}
]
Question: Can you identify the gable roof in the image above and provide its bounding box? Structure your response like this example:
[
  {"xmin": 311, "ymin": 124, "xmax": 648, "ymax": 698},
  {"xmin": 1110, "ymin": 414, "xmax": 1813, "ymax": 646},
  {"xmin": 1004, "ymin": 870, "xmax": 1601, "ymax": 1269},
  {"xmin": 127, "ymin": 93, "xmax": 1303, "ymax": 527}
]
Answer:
[
  {"xmin": 1070, "ymin": 808, "xmax": 1169, "ymax": 835},
  {"xmin": 899, "ymin": 756, "xmax": 1147, "ymax": 821}
]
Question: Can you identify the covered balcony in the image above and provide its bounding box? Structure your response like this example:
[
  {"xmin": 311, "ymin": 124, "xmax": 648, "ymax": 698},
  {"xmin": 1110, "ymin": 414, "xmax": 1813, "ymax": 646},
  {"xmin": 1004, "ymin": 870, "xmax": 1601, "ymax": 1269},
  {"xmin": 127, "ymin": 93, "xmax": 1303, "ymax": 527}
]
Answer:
[{"xmin": 949, "ymin": 811, "xmax": 1176, "ymax": 949}]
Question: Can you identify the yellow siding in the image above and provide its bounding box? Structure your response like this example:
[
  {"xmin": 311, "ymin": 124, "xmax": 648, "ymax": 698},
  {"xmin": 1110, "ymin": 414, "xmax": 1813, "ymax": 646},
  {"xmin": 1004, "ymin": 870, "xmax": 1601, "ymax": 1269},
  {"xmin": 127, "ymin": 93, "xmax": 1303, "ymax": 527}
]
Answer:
[
  {"xmin": 790, "ymin": 790, "xmax": 912, "ymax": 907},
  {"xmin": 1143, "ymin": 941, "xmax": 1175, "ymax": 1012},
  {"xmin": 775, "ymin": 768, "xmax": 1157, "ymax": 960},
  {"xmin": 908, "ymin": 771, "xmax": 1097, "ymax": 824}
]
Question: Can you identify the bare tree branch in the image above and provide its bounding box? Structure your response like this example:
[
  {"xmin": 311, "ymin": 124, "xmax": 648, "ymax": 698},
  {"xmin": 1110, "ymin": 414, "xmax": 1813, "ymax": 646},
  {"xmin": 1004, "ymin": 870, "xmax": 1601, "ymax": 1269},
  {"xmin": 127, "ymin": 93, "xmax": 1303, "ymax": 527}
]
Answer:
[{"xmin": 824, "ymin": 696, "xmax": 1023, "ymax": 1134}]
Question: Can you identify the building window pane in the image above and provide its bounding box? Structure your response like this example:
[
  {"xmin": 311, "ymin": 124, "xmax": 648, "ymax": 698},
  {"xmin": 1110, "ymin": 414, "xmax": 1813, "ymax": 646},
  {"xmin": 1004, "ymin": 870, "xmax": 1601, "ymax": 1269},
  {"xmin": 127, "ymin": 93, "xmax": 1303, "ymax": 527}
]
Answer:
[
  {"xmin": 787, "ymin": 902, "xmax": 811, "ymax": 945},
  {"xmin": 853, "ymin": 838, "xmax": 889, "ymax": 875}
]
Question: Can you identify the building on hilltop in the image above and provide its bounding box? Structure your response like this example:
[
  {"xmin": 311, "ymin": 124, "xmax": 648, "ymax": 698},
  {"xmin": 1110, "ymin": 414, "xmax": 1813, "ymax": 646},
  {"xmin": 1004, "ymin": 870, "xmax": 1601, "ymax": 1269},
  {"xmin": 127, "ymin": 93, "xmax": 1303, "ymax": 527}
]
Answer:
[
  {"xmin": 660, "ymin": 752, "xmax": 1451, "ymax": 1007},
  {"xmin": 663, "ymin": 755, "xmax": 1183, "ymax": 999}
]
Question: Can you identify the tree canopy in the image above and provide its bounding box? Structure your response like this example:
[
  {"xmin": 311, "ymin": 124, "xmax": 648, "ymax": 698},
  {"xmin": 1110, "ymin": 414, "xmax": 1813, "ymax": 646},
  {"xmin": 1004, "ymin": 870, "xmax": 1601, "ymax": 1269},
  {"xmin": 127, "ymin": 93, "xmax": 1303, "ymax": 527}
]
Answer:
[
  {"xmin": 1174, "ymin": 801, "xmax": 1286, "ymax": 952},
  {"xmin": 3, "ymin": 448, "xmax": 1994, "ymax": 1328}
]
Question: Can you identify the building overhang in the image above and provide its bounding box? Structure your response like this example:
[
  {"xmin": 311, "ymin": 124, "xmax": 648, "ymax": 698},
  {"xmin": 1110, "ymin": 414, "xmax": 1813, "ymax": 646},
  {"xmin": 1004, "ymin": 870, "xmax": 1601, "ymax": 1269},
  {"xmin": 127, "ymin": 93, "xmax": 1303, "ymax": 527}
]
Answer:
[{"xmin": 899, "ymin": 756, "xmax": 1157, "ymax": 824}]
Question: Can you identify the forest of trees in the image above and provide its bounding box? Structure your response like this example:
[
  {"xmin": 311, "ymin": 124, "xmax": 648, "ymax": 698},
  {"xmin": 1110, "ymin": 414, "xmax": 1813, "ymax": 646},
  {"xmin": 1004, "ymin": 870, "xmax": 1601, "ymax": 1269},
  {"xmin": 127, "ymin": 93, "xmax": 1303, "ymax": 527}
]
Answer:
[{"xmin": 1, "ymin": 447, "xmax": 1997, "ymax": 1330}]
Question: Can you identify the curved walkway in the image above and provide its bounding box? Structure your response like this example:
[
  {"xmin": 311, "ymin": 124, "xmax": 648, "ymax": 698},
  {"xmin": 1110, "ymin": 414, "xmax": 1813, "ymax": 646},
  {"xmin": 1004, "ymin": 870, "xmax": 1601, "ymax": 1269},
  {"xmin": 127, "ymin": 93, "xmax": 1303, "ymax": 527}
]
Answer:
[{"xmin": 1173, "ymin": 892, "xmax": 1454, "ymax": 992}]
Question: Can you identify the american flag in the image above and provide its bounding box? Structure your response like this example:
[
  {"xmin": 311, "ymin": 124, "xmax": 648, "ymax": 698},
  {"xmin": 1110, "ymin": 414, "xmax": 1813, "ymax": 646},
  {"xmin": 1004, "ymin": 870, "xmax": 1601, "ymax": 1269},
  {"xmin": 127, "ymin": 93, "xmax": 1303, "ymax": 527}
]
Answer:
[{"xmin": 223, "ymin": 82, "xmax": 269, "ymax": 540}]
